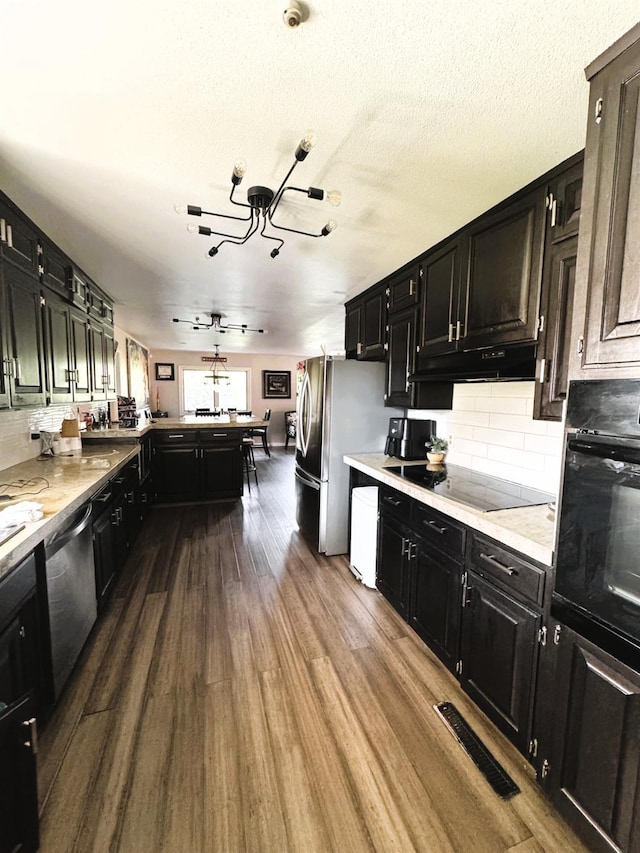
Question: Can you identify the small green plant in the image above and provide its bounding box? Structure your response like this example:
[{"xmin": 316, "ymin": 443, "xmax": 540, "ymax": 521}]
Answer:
[{"xmin": 427, "ymin": 435, "xmax": 449, "ymax": 453}]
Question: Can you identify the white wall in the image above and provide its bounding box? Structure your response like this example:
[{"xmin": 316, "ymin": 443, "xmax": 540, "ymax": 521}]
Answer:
[{"xmin": 408, "ymin": 381, "xmax": 564, "ymax": 496}]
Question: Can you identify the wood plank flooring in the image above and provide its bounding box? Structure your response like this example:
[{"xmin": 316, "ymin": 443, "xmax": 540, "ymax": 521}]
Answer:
[{"xmin": 37, "ymin": 449, "xmax": 589, "ymax": 852}]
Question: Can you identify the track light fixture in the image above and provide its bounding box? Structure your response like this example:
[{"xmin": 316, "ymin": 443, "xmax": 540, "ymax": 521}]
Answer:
[
  {"xmin": 175, "ymin": 131, "xmax": 340, "ymax": 258},
  {"xmin": 172, "ymin": 312, "xmax": 266, "ymax": 335}
]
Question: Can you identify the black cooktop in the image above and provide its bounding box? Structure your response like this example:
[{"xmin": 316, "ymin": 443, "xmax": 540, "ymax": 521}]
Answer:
[{"xmin": 385, "ymin": 463, "xmax": 554, "ymax": 512}]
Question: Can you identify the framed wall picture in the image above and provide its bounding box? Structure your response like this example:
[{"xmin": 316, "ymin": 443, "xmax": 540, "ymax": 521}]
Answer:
[
  {"xmin": 126, "ymin": 338, "xmax": 150, "ymax": 407},
  {"xmin": 262, "ymin": 370, "xmax": 291, "ymax": 399},
  {"xmin": 155, "ymin": 362, "xmax": 175, "ymax": 381}
]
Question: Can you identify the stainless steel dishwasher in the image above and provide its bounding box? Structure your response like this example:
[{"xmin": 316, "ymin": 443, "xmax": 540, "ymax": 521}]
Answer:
[{"xmin": 44, "ymin": 503, "xmax": 97, "ymax": 701}]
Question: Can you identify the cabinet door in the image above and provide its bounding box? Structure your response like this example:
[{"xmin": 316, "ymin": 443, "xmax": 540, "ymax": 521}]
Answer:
[
  {"xmin": 460, "ymin": 571, "xmax": 540, "ymax": 753},
  {"xmin": 3, "ymin": 263, "xmax": 46, "ymax": 406},
  {"xmin": 361, "ymin": 288, "xmax": 386, "ymax": 360},
  {"xmin": 0, "ymin": 692, "xmax": 39, "ymax": 853},
  {"xmin": 409, "ymin": 541, "xmax": 462, "ymax": 673},
  {"xmin": 345, "ymin": 302, "xmax": 361, "ymax": 359},
  {"xmin": 70, "ymin": 309, "xmax": 91, "ymax": 402},
  {"xmin": 103, "ymin": 326, "xmax": 116, "ymax": 397},
  {"xmin": 39, "ymin": 239, "xmax": 70, "ymax": 296},
  {"xmin": 88, "ymin": 324, "xmax": 107, "ymax": 400},
  {"xmin": 418, "ymin": 237, "xmax": 463, "ymax": 359},
  {"xmin": 201, "ymin": 445, "xmax": 243, "ymax": 499},
  {"xmin": 462, "ymin": 188, "xmax": 545, "ymax": 350},
  {"xmin": 376, "ymin": 515, "xmax": 410, "ymax": 618},
  {"xmin": 580, "ymin": 45, "xmax": 640, "ymax": 370},
  {"xmin": 546, "ymin": 622, "xmax": 640, "ymax": 853},
  {"xmin": 385, "ymin": 305, "xmax": 418, "ymax": 408},
  {"xmin": 154, "ymin": 446, "xmax": 199, "ymax": 502},
  {"xmin": 0, "ymin": 200, "xmax": 39, "ymax": 276},
  {"xmin": 42, "ymin": 289, "xmax": 73, "ymax": 404},
  {"xmin": 387, "ymin": 266, "xmax": 421, "ymax": 313},
  {"xmin": 0, "ymin": 272, "xmax": 11, "ymax": 408},
  {"xmin": 533, "ymin": 235, "xmax": 577, "ymax": 420}
]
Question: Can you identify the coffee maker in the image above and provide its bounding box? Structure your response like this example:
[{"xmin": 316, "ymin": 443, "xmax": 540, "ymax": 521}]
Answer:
[{"xmin": 384, "ymin": 418, "xmax": 436, "ymax": 460}]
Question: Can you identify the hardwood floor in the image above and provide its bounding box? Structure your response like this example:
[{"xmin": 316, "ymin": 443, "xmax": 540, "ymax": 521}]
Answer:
[{"xmin": 37, "ymin": 449, "xmax": 589, "ymax": 852}]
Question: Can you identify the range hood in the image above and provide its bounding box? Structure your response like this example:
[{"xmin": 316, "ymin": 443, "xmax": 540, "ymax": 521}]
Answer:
[{"xmin": 408, "ymin": 343, "xmax": 537, "ymax": 383}]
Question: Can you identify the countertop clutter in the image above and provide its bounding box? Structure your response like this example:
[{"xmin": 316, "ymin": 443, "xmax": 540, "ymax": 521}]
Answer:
[
  {"xmin": 80, "ymin": 415, "xmax": 268, "ymax": 440},
  {"xmin": 0, "ymin": 444, "xmax": 139, "ymax": 580},
  {"xmin": 344, "ymin": 453, "xmax": 556, "ymax": 565}
]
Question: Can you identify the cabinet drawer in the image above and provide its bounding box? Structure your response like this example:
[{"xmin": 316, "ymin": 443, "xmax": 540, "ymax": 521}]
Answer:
[
  {"xmin": 153, "ymin": 430, "xmax": 197, "ymax": 446},
  {"xmin": 412, "ymin": 502, "xmax": 466, "ymax": 557},
  {"xmin": 468, "ymin": 533, "xmax": 545, "ymax": 606},
  {"xmin": 198, "ymin": 429, "xmax": 241, "ymax": 445},
  {"xmin": 379, "ymin": 487, "xmax": 413, "ymax": 522}
]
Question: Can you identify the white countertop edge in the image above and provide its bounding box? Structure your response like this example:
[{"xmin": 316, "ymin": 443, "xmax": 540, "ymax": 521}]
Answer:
[
  {"xmin": 344, "ymin": 453, "xmax": 554, "ymax": 566},
  {"xmin": 0, "ymin": 445, "xmax": 140, "ymax": 581}
]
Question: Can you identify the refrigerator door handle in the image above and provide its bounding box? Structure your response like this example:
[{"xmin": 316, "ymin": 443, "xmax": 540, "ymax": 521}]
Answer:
[
  {"xmin": 295, "ymin": 468, "xmax": 321, "ymax": 490},
  {"xmin": 298, "ymin": 370, "xmax": 312, "ymax": 458}
]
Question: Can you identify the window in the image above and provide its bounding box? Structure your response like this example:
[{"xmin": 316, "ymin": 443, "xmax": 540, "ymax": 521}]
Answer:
[{"xmin": 180, "ymin": 367, "xmax": 249, "ymax": 413}]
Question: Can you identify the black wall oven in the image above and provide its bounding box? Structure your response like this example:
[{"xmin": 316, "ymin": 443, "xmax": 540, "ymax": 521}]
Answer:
[{"xmin": 553, "ymin": 379, "xmax": 640, "ymax": 669}]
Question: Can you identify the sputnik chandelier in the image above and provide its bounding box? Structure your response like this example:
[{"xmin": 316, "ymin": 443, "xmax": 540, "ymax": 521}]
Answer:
[
  {"xmin": 172, "ymin": 312, "xmax": 266, "ymax": 335},
  {"xmin": 174, "ymin": 132, "xmax": 341, "ymax": 258}
]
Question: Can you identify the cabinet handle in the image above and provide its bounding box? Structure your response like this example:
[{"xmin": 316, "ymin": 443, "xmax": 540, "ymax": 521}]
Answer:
[
  {"xmin": 21, "ymin": 717, "xmax": 38, "ymax": 754},
  {"xmin": 356, "ymin": 342, "xmax": 363, "ymax": 355},
  {"xmin": 537, "ymin": 358, "xmax": 547, "ymax": 384},
  {"xmin": 423, "ymin": 518, "xmax": 446, "ymax": 535},
  {"xmin": 479, "ymin": 552, "xmax": 518, "ymax": 576},
  {"xmin": 168, "ymin": 434, "xmax": 185, "ymax": 438},
  {"xmin": 550, "ymin": 197, "xmax": 557, "ymax": 228},
  {"xmin": 0, "ymin": 218, "xmax": 6, "ymax": 243},
  {"xmin": 455, "ymin": 320, "xmax": 462, "ymax": 341},
  {"xmin": 2, "ymin": 358, "xmax": 14, "ymax": 378},
  {"xmin": 594, "ymin": 97, "xmax": 603, "ymax": 124},
  {"xmin": 409, "ymin": 278, "xmax": 416, "ymax": 296},
  {"xmin": 13, "ymin": 358, "xmax": 21, "ymax": 382},
  {"xmin": 6, "ymin": 224, "xmax": 13, "ymax": 248},
  {"xmin": 383, "ymin": 495, "xmax": 402, "ymax": 507},
  {"xmin": 448, "ymin": 323, "xmax": 454, "ymax": 343}
]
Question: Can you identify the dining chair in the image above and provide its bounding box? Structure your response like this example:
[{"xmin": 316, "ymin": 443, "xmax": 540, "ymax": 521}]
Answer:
[
  {"xmin": 248, "ymin": 409, "xmax": 271, "ymax": 456},
  {"xmin": 284, "ymin": 410, "xmax": 297, "ymax": 449}
]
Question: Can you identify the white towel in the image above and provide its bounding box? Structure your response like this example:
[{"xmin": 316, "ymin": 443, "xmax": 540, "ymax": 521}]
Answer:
[{"xmin": 0, "ymin": 501, "xmax": 44, "ymax": 523}]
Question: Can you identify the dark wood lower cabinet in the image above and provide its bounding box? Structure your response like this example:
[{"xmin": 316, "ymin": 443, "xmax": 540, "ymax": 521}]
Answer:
[
  {"xmin": 153, "ymin": 432, "xmax": 244, "ymax": 503},
  {"xmin": 460, "ymin": 571, "xmax": 540, "ymax": 754},
  {"xmin": 376, "ymin": 514, "xmax": 411, "ymax": 619},
  {"xmin": 0, "ymin": 692, "xmax": 39, "ymax": 853},
  {"xmin": 154, "ymin": 445, "xmax": 200, "ymax": 502},
  {"xmin": 410, "ymin": 542, "xmax": 461, "ymax": 672},
  {"xmin": 201, "ymin": 445, "xmax": 243, "ymax": 500},
  {"xmin": 541, "ymin": 621, "xmax": 640, "ymax": 853}
]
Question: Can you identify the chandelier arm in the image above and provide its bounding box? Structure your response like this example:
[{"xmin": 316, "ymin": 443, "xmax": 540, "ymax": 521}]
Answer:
[
  {"xmin": 203, "ymin": 210, "xmax": 258, "ymax": 242},
  {"xmin": 265, "ymin": 217, "xmax": 324, "ymax": 239},
  {"xmin": 228, "ymin": 183, "xmax": 253, "ymax": 214},
  {"xmin": 259, "ymin": 217, "xmax": 285, "ymax": 251},
  {"xmin": 210, "ymin": 214, "xmax": 261, "ymax": 253},
  {"xmin": 268, "ymin": 158, "xmax": 301, "ymax": 217}
]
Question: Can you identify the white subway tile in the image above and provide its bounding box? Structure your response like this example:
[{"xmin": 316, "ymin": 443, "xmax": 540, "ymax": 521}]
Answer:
[{"xmin": 474, "ymin": 427, "xmax": 525, "ymax": 449}]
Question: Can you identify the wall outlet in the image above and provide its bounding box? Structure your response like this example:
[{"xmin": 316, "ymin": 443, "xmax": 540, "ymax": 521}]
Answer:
[{"xmin": 448, "ymin": 434, "xmax": 453, "ymax": 449}]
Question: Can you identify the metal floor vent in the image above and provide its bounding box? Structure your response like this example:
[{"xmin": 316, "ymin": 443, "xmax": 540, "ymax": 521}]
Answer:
[{"xmin": 434, "ymin": 701, "xmax": 520, "ymax": 800}]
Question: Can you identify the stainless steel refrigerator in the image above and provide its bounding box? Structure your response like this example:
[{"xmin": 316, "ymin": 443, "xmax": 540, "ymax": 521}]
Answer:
[{"xmin": 295, "ymin": 356, "xmax": 401, "ymax": 555}]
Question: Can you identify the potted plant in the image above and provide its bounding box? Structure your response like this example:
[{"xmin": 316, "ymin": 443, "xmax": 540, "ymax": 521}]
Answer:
[{"xmin": 426, "ymin": 435, "xmax": 449, "ymax": 464}]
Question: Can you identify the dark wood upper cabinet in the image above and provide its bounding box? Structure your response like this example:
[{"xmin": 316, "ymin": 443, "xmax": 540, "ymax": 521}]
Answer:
[
  {"xmin": 534, "ymin": 154, "xmax": 583, "ymax": 421},
  {"xmin": 2, "ymin": 264, "xmax": 46, "ymax": 407},
  {"xmin": 572, "ymin": 24, "xmax": 640, "ymax": 376},
  {"xmin": 417, "ymin": 237, "xmax": 463, "ymax": 360},
  {"xmin": 39, "ymin": 239, "xmax": 70, "ymax": 296},
  {"xmin": 462, "ymin": 187, "xmax": 546, "ymax": 350},
  {"xmin": 385, "ymin": 305, "xmax": 418, "ymax": 407},
  {"xmin": 0, "ymin": 198, "xmax": 39, "ymax": 277},
  {"xmin": 386, "ymin": 265, "xmax": 421, "ymax": 314},
  {"xmin": 344, "ymin": 283, "xmax": 386, "ymax": 361}
]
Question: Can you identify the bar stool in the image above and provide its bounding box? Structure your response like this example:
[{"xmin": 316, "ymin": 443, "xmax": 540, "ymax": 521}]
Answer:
[{"xmin": 242, "ymin": 437, "xmax": 258, "ymax": 491}]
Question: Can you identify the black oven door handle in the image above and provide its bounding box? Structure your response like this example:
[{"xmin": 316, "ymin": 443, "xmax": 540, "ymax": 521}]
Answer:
[{"xmin": 568, "ymin": 438, "xmax": 640, "ymax": 466}]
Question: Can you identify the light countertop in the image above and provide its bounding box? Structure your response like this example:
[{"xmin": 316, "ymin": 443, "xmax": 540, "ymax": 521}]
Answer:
[
  {"xmin": 344, "ymin": 453, "xmax": 556, "ymax": 566},
  {"xmin": 0, "ymin": 444, "xmax": 140, "ymax": 580},
  {"xmin": 81, "ymin": 416, "xmax": 268, "ymax": 440}
]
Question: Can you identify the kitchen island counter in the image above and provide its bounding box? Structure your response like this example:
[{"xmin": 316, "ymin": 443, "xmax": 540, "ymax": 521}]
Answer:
[
  {"xmin": 81, "ymin": 415, "xmax": 268, "ymax": 441},
  {"xmin": 345, "ymin": 453, "xmax": 555, "ymax": 565}
]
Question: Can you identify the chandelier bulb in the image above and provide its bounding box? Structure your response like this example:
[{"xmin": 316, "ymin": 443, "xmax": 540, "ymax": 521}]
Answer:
[
  {"xmin": 326, "ymin": 189, "xmax": 342, "ymax": 207},
  {"xmin": 322, "ymin": 219, "xmax": 337, "ymax": 236},
  {"xmin": 186, "ymin": 224, "xmax": 199, "ymax": 234},
  {"xmin": 300, "ymin": 131, "xmax": 316, "ymax": 152},
  {"xmin": 174, "ymin": 203, "xmax": 188, "ymax": 215},
  {"xmin": 232, "ymin": 159, "xmax": 247, "ymax": 185}
]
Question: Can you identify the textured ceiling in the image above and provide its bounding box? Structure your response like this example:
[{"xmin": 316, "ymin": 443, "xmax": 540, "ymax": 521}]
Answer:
[{"xmin": 1, "ymin": 2, "xmax": 639, "ymax": 355}]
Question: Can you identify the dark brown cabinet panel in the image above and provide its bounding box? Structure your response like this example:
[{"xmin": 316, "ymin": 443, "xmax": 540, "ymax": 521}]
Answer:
[
  {"xmin": 410, "ymin": 542, "xmax": 462, "ymax": 672},
  {"xmin": 462, "ymin": 187, "xmax": 545, "ymax": 350},
  {"xmin": 385, "ymin": 305, "xmax": 418, "ymax": 407},
  {"xmin": 42, "ymin": 288, "xmax": 74, "ymax": 403},
  {"xmin": 460, "ymin": 570, "xmax": 540, "ymax": 754},
  {"xmin": 93, "ymin": 505, "xmax": 118, "ymax": 612},
  {"xmin": 0, "ymin": 692, "xmax": 39, "ymax": 853},
  {"xmin": 418, "ymin": 238, "xmax": 463, "ymax": 359},
  {"xmin": 201, "ymin": 445, "xmax": 243, "ymax": 499},
  {"xmin": 574, "ymin": 30, "xmax": 640, "ymax": 374},
  {"xmin": 153, "ymin": 431, "xmax": 244, "ymax": 502},
  {"xmin": 387, "ymin": 265, "xmax": 421, "ymax": 314},
  {"xmin": 89, "ymin": 322, "xmax": 116, "ymax": 401},
  {"xmin": 0, "ymin": 199, "xmax": 39, "ymax": 277},
  {"xmin": 2, "ymin": 263, "xmax": 46, "ymax": 407},
  {"xmin": 70, "ymin": 309, "xmax": 91, "ymax": 401},
  {"xmin": 544, "ymin": 621, "xmax": 640, "ymax": 853},
  {"xmin": 344, "ymin": 284, "xmax": 387, "ymax": 361},
  {"xmin": 39, "ymin": 239, "xmax": 70, "ymax": 296},
  {"xmin": 153, "ymin": 445, "xmax": 200, "ymax": 502},
  {"xmin": 377, "ymin": 515, "xmax": 411, "ymax": 618}
]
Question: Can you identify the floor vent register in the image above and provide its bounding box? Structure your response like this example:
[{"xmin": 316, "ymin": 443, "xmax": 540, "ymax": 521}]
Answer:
[{"xmin": 434, "ymin": 701, "xmax": 520, "ymax": 800}]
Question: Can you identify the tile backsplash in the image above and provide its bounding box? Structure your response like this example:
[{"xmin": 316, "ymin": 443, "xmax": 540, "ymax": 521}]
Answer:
[
  {"xmin": 0, "ymin": 403, "xmax": 109, "ymax": 470},
  {"xmin": 408, "ymin": 381, "xmax": 564, "ymax": 496}
]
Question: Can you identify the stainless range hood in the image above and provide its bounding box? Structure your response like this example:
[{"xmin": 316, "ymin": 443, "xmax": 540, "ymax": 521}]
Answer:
[{"xmin": 408, "ymin": 343, "xmax": 537, "ymax": 383}]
